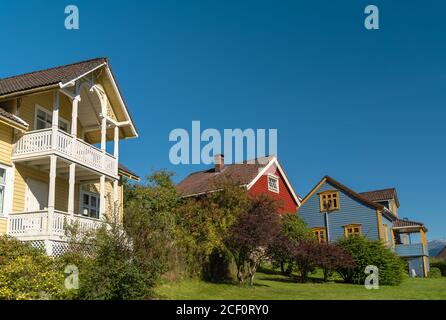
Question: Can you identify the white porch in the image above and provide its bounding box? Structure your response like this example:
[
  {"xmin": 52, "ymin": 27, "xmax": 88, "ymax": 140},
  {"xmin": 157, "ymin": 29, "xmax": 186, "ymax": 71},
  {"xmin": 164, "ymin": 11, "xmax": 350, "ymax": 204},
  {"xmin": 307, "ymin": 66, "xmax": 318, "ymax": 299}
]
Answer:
[
  {"xmin": 13, "ymin": 128, "xmax": 118, "ymax": 178},
  {"xmin": 7, "ymin": 210, "xmax": 104, "ymax": 256}
]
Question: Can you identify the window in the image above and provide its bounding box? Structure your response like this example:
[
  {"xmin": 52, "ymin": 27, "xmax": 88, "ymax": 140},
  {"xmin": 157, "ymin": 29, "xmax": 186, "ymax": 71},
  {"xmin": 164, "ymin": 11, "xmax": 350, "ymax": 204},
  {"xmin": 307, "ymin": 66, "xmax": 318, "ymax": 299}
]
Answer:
[
  {"xmin": 319, "ymin": 191, "xmax": 340, "ymax": 212},
  {"xmin": 344, "ymin": 224, "xmax": 362, "ymax": 237},
  {"xmin": 35, "ymin": 105, "xmax": 70, "ymax": 132},
  {"xmin": 80, "ymin": 191, "xmax": 100, "ymax": 219},
  {"xmin": 267, "ymin": 174, "xmax": 279, "ymax": 193},
  {"xmin": 313, "ymin": 227, "xmax": 327, "ymax": 243},
  {"xmin": 0, "ymin": 168, "xmax": 5, "ymax": 215}
]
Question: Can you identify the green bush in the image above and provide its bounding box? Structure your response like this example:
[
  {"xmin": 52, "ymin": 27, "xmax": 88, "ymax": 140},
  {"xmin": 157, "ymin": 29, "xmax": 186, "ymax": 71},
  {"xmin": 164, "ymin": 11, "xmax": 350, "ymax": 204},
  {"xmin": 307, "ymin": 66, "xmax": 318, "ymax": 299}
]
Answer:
[
  {"xmin": 336, "ymin": 236, "xmax": 406, "ymax": 286},
  {"xmin": 0, "ymin": 236, "xmax": 67, "ymax": 300},
  {"xmin": 428, "ymin": 267, "xmax": 442, "ymax": 278},
  {"xmin": 430, "ymin": 258, "xmax": 446, "ymax": 276}
]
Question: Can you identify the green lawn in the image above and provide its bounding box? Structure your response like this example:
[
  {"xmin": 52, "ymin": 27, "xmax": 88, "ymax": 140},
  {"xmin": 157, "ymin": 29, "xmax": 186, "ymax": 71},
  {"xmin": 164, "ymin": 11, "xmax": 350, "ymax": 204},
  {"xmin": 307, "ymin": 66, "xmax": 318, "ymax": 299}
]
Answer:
[{"xmin": 155, "ymin": 271, "xmax": 446, "ymax": 300}]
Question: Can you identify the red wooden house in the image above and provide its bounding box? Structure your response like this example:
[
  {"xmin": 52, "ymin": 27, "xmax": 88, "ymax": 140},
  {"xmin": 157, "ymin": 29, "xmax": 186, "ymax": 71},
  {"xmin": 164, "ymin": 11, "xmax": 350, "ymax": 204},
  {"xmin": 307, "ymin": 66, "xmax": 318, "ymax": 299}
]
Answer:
[{"xmin": 176, "ymin": 154, "xmax": 301, "ymax": 213}]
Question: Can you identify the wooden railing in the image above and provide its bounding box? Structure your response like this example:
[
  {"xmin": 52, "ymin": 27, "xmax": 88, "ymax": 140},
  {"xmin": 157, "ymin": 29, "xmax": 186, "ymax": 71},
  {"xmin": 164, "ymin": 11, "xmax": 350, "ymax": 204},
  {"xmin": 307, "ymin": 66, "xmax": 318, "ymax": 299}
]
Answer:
[
  {"xmin": 13, "ymin": 128, "xmax": 117, "ymax": 177},
  {"xmin": 8, "ymin": 210, "xmax": 104, "ymax": 239}
]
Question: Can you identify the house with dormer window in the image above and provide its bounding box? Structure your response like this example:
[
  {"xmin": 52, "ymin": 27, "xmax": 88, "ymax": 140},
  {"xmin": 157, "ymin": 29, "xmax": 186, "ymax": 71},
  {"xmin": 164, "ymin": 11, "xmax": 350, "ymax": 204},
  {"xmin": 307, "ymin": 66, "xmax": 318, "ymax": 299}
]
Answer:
[
  {"xmin": 298, "ymin": 176, "xmax": 429, "ymax": 277},
  {"xmin": 0, "ymin": 58, "xmax": 139, "ymax": 255},
  {"xmin": 176, "ymin": 154, "xmax": 301, "ymax": 214}
]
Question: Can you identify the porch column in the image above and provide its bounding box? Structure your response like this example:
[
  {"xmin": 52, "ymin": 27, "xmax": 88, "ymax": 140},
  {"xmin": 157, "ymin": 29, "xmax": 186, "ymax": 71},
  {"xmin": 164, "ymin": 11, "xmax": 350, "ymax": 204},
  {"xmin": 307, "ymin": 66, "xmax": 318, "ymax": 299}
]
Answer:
[
  {"xmin": 114, "ymin": 125, "xmax": 119, "ymax": 176},
  {"xmin": 68, "ymin": 163, "xmax": 76, "ymax": 216},
  {"xmin": 113, "ymin": 179, "xmax": 119, "ymax": 221},
  {"xmin": 101, "ymin": 116, "xmax": 107, "ymax": 153},
  {"xmin": 71, "ymin": 95, "xmax": 80, "ymax": 137},
  {"xmin": 100, "ymin": 175, "xmax": 106, "ymax": 219},
  {"xmin": 52, "ymin": 91, "xmax": 60, "ymax": 149},
  {"xmin": 47, "ymin": 155, "xmax": 57, "ymax": 234}
]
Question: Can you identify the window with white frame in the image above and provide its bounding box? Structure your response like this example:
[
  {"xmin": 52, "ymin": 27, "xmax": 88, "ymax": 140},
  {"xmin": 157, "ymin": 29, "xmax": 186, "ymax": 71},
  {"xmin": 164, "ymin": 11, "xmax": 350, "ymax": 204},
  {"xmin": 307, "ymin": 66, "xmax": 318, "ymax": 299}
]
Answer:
[
  {"xmin": 80, "ymin": 191, "xmax": 100, "ymax": 219},
  {"xmin": 0, "ymin": 167, "xmax": 6, "ymax": 215},
  {"xmin": 35, "ymin": 105, "xmax": 70, "ymax": 132},
  {"xmin": 267, "ymin": 174, "xmax": 279, "ymax": 193}
]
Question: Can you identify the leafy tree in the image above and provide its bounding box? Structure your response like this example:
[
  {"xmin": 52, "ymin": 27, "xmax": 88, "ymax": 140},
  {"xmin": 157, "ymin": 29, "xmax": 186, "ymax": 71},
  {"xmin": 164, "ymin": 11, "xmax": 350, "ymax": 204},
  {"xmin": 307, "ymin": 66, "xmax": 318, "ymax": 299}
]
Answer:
[
  {"xmin": 225, "ymin": 194, "xmax": 281, "ymax": 285},
  {"xmin": 176, "ymin": 176, "xmax": 249, "ymax": 280},
  {"xmin": 269, "ymin": 214, "xmax": 313, "ymax": 275},
  {"xmin": 337, "ymin": 236, "xmax": 406, "ymax": 285}
]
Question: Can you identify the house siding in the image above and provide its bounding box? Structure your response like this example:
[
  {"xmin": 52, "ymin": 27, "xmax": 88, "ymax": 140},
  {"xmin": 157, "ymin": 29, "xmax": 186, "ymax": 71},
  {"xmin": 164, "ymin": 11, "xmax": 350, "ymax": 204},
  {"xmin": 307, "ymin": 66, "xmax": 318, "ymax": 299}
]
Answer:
[
  {"xmin": 298, "ymin": 181, "xmax": 380, "ymax": 241},
  {"xmin": 0, "ymin": 124, "xmax": 13, "ymax": 166},
  {"xmin": 248, "ymin": 163, "xmax": 298, "ymax": 214},
  {"xmin": 0, "ymin": 217, "xmax": 6, "ymax": 235}
]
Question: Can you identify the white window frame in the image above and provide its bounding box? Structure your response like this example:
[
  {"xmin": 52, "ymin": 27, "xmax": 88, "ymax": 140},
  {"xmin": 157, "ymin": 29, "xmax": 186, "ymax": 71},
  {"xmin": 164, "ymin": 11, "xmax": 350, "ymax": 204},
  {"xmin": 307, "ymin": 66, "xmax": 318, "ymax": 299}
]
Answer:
[
  {"xmin": 0, "ymin": 164, "xmax": 13, "ymax": 217},
  {"xmin": 79, "ymin": 190, "xmax": 101, "ymax": 219},
  {"xmin": 34, "ymin": 105, "xmax": 70, "ymax": 133},
  {"xmin": 267, "ymin": 174, "xmax": 279, "ymax": 193}
]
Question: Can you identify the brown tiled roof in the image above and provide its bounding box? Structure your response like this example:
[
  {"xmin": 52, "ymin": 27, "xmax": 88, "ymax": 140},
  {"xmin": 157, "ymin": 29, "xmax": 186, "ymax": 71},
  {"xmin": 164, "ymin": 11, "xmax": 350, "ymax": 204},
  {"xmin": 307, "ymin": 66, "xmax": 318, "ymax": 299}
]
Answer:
[
  {"xmin": 0, "ymin": 58, "xmax": 107, "ymax": 97},
  {"xmin": 0, "ymin": 107, "xmax": 28, "ymax": 128},
  {"xmin": 393, "ymin": 219, "xmax": 424, "ymax": 228},
  {"xmin": 359, "ymin": 188, "xmax": 400, "ymax": 207},
  {"xmin": 118, "ymin": 163, "xmax": 140, "ymax": 181},
  {"xmin": 176, "ymin": 156, "xmax": 273, "ymax": 197}
]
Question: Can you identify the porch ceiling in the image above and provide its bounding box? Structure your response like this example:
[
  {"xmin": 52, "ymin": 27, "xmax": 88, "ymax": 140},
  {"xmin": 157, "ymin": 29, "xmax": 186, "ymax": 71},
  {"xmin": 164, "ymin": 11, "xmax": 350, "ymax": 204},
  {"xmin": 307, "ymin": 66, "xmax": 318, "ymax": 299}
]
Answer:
[{"xmin": 15, "ymin": 157, "xmax": 115, "ymax": 183}]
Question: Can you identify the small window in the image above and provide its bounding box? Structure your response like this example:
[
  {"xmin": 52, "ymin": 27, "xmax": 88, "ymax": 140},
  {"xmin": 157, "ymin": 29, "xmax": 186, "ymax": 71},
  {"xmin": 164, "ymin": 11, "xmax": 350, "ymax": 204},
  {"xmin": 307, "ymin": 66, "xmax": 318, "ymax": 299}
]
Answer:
[
  {"xmin": 344, "ymin": 224, "xmax": 362, "ymax": 238},
  {"xmin": 35, "ymin": 105, "xmax": 70, "ymax": 133},
  {"xmin": 267, "ymin": 175, "xmax": 279, "ymax": 193},
  {"xmin": 319, "ymin": 191, "xmax": 340, "ymax": 212},
  {"xmin": 80, "ymin": 191, "xmax": 100, "ymax": 219},
  {"xmin": 313, "ymin": 227, "xmax": 327, "ymax": 243}
]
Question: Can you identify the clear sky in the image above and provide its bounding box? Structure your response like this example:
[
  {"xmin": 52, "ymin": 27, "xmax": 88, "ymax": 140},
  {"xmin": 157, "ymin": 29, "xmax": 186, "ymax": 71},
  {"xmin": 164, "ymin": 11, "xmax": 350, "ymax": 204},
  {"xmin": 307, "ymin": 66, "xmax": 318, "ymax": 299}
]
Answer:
[{"xmin": 1, "ymin": 1, "xmax": 445, "ymax": 240}]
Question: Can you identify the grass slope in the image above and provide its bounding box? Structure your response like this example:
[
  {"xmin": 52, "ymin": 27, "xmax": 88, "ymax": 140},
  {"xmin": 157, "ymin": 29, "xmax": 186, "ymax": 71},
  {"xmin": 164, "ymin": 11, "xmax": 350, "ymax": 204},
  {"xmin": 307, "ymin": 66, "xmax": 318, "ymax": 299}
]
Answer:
[{"xmin": 156, "ymin": 271, "xmax": 446, "ymax": 300}]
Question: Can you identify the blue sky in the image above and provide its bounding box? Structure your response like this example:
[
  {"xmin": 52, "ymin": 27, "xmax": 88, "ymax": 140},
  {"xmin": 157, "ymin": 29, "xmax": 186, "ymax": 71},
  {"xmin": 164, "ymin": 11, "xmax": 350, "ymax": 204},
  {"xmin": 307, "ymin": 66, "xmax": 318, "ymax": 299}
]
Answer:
[{"xmin": 1, "ymin": 1, "xmax": 445, "ymax": 240}]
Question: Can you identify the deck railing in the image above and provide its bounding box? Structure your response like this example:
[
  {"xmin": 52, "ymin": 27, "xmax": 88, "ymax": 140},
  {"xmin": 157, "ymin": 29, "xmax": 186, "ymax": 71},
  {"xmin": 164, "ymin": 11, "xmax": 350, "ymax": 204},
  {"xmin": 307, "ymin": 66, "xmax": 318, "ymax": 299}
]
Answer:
[
  {"xmin": 13, "ymin": 128, "xmax": 117, "ymax": 177},
  {"xmin": 8, "ymin": 210, "xmax": 104, "ymax": 239},
  {"xmin": 394, "ymin": 243, "xmax": 426, "ymax": 257}
]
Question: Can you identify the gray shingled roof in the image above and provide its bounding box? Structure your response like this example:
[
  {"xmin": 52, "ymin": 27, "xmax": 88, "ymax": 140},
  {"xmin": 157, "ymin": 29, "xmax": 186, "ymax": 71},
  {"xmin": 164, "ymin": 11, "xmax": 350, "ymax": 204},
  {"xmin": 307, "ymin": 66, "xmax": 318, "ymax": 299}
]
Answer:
[{"xmin": 0, "ymin": 58, "xmax": 107, "ymax": 97}]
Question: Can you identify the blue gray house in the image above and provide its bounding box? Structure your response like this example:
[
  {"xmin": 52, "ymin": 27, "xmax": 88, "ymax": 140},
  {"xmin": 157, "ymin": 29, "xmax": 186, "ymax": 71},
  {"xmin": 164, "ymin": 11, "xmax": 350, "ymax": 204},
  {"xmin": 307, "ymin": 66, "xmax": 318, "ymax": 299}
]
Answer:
[{"xmin": 298, "ymin": 176, "xmax": 429, "ymax": 277}]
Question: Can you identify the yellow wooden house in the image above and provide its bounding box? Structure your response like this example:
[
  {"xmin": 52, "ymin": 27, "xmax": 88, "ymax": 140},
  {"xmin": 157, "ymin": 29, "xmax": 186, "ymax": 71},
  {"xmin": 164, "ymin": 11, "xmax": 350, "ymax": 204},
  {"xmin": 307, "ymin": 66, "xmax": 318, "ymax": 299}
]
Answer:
[{"xmin": 0, "ymin": 58, "xmax": 139, "ymax": 255}]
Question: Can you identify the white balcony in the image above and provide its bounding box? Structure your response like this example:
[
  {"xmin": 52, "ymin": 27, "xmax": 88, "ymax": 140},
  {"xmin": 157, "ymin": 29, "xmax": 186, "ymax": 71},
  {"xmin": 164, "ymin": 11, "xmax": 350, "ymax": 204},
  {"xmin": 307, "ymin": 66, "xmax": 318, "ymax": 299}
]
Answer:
[
  {"xmin": 8, "ymin": 210, "xmax": 103, "ymax": 240},
  {"xmin": 13, "ymin": 128, "xmax": 118, "ymax": 178}
]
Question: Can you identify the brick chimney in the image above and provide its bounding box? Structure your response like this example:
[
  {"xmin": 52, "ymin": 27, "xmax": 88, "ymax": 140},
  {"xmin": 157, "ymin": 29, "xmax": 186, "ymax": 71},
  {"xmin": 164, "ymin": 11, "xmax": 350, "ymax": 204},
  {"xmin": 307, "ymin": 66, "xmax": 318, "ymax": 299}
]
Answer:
[{"xmin": 214, "ymin": 154, "xmax": 225, "ymax": 172}]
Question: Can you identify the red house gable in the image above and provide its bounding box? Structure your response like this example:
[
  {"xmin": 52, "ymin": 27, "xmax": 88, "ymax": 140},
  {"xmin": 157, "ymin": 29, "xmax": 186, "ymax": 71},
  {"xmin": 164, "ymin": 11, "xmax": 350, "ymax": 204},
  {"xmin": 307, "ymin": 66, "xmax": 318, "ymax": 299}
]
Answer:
[
  {"xmin": 248, "ymin": 162, "xmax": 299, "ymax": 214},
  {"xmin": 176, "ymin": 155, "xmax": 301, "ymax": 214}
]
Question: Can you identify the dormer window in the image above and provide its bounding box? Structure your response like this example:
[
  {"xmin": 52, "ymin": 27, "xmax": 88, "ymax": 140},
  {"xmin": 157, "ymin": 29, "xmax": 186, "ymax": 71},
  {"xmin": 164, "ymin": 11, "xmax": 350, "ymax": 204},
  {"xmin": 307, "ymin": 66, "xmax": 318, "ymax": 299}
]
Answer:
[
  {"xmin": 319, "ymin": 191, "xmax": 340, "ymax": 212},
  {"xmin": 267, "ymin": 174, "xmax": 279, "ymax": 193}
]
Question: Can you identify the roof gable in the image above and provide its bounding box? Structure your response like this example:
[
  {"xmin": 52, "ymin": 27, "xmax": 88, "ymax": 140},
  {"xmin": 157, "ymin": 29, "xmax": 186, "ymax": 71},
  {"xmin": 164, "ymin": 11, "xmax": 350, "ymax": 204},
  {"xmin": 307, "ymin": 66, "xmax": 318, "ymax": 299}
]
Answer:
[
  {"xmin": 300, "ymin": 176, "xmax": 385, "ymax": 211},
  {"xmin": 175, "ymin": 156, "xmax": 301, "ymax": 204},
  {"xmin": 0, "ymin": 58, "xmax": 107, "ymax": 97}
]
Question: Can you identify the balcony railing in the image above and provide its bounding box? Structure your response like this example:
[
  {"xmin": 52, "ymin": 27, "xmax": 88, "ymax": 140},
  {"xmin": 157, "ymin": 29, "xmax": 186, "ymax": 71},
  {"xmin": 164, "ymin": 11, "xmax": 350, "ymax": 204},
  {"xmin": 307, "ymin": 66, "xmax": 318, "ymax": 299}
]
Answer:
[
  {"xmin": 13, "ymin": 128, "xmax": 117, "ymax": 177},
  {"xmin": 394, "ymin": 243, "xmax": 426, "ymax": 257},
  {"xmin": 8, "ymin": 210, "xmax": 104, "ymax": 239}
]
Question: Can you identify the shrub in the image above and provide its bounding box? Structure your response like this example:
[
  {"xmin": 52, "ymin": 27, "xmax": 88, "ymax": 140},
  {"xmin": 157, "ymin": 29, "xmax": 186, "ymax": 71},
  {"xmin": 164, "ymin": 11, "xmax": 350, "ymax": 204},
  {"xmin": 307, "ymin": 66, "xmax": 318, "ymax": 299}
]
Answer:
[
  {"xmin": 337, "ymin": 236, "xmax": 406, "ymax": 286},
  {"xmin": 62, "ymin": 223, "xmax": 156, "ymax": 300},
  {"xmin": 0, "ymin": 236, "xmax": 67, "ymax": 300},
  {"xmin": 430, "ymin": 258, "xmax": 446, "ymax": 276},
  {"xmin": 429, "ymin": 267, "xmax": 442, "ymax": 278}
]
